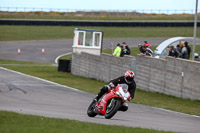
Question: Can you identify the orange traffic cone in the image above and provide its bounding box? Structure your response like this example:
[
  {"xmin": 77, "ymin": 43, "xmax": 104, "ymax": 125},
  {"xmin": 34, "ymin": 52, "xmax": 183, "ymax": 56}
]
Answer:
[
  {"xmin": 18, "ymin": 48, "xmax": 21, "ymax": 55},
  {"xmin": 42, "ymin": 48, "xmax": 45, "ymax": 55}
]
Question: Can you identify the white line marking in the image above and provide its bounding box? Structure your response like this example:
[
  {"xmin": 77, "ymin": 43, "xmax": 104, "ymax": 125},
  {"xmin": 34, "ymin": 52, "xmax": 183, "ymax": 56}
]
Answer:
[
  {"xmin": 0, "ymin": 66, "xmax": 85, "ymax": 93},
  {"xmin": 55, "ymin": 52, "xmax": 72, "ymax": 64},
  {"xmin": 152, "ymin": 106, "xmax": 200, "ymax": 118}
]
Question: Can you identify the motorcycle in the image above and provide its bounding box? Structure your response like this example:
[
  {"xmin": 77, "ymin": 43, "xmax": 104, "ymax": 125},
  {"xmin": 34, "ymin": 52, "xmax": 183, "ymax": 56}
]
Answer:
[{"xmin": 87, "ymin": 84, "xmax": 130, "ymax": 119}]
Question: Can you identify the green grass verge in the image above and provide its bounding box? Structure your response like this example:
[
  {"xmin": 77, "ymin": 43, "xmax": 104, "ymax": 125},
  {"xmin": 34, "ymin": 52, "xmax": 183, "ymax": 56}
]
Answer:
[
  {"xmin": 0, "ymin": 26, "xmax": 200, "ymax": 41},
  {"xmin": 0, "ymin": 111, "xmax": 170, "ymax": 133},
  {"xmin": 0, "ymin": 11, "xmax": 199, "ymax": 21},
  {"xmin": 0, "ymin": 59, "xmax": 51, "ymax": 65},
  {"xmin": 0, "ymin": 59, "xmax": 200, "ymax": 116},
  {"xmin": 59, "ymin": 54, "xmax": 72, "ymax": 60}
]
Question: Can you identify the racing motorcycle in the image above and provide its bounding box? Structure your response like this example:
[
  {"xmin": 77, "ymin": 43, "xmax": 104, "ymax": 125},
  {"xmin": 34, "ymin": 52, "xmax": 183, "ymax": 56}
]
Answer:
[{"xmin": 87, "ymin": 84, "xmax": 130, "ymax": 119}]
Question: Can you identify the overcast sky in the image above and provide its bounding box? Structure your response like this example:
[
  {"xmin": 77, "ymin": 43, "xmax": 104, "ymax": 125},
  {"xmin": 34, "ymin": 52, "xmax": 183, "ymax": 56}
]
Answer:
[{"xmin": 0, "ymin": 0, "xmax": 199, "ymax": 13}]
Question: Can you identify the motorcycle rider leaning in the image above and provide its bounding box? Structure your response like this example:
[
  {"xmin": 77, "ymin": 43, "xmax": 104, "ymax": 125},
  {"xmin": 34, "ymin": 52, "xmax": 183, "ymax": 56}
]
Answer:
[{"xmin": 94, "ymin": 70, "xmax": 136, "ymax": 111}]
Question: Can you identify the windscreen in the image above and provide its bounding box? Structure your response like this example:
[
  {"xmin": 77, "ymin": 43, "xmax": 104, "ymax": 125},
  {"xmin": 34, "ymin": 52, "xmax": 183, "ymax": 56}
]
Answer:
[{"xmin": 120, "ymin": 84, "xmax": 128, "ymax": 93}]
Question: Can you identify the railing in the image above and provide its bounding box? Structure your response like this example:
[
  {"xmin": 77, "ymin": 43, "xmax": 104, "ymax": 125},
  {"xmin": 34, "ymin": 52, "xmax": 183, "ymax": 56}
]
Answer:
[{"xmin": 0, "ymin": 7, "xmax": 199, "ymax": 15}]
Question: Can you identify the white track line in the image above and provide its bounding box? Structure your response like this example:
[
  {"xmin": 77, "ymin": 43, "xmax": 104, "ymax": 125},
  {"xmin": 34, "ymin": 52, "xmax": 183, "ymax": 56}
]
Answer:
[
  {"xmin": 55, "ymin": 52, "xmax": 72, "ymax": 64},
  {"xmin": 152, "ymin": 105, "xmax": 200, "ymax": 118},
  {"xmin": 0, "ymin": 66, "xmax": 85, "ymax": 93}
]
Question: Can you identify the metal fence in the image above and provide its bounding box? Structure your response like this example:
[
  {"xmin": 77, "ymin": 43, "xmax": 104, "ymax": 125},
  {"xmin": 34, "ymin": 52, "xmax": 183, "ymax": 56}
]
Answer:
[{"xmin": 0, "ymin": 7, "xmax": 199, "ymax": 14}]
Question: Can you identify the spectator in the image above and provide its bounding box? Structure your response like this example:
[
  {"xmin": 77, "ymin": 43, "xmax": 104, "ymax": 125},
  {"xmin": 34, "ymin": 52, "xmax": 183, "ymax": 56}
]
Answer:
[
  {"xmin": 181, "ymin": 43, "xmax": 189, "ymax": 59},
  {"xmin": 176, "ymin": 44, "xmax": 182, "ymax": 53},
  {"xmin": 138, "ymin": 44, "xmax": 145, "ymax": 54},
  {"xmin": 112, "ymin": 43, "xmax": 122, "ymax": 57},
  {"xmin": 184, "ymin": 41, "xmax": 191, "ymax": 59},
  {"xmin": 121, "ymin": 42, "xmax": 131, "ymax": 57},
  {"xmin": 167, "ymin": 46, "xmax": 181, "ymax": 58},
  {"xmin": 167, "ymin": 46, "xmax": 176, "ymax": 57},
  {"xmin": 141, "ymin": 45, "xmax": 153, "ymax": 56},
  {"xmin": 144, "ymin": 41, "xmax": 152, "ymax": 49}
]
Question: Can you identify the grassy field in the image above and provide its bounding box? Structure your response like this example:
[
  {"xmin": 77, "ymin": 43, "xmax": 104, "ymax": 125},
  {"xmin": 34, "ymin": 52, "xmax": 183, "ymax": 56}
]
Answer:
[
  {"xmin": 0, "ymin": 59, "xmax": 200, "ymax": 116},
  {"xmin": 0, "ymin": 26, "xmax": 200, "ymax": 41},
  {"xmin": 0, "ymin": 111, "xmax": 171, "ymax": 133},
  {"xmin": 0, "ymin": 11, "xmax": 199, "ymax": 21}
]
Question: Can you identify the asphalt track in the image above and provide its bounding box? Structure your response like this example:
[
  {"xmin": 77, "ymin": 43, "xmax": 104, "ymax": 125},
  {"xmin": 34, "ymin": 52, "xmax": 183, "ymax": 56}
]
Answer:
[
  {"xmin": 0, "ymin": 67, "xmax": 200, "ymax": 133},
  {"xmin": 0, "ymin": 38, "xmax": 166, "ymax": 63},
  {"xmin": 1, "ymin": 39, "xmax": 200, "ymax": 132}
]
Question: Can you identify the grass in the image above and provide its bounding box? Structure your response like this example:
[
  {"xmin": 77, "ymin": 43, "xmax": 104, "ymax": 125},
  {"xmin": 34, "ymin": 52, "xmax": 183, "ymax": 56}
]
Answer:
[
  {"xmin": 0, "ymin": 11, "xmax": 199, "ymax": 21},
  {"xmin": 0, "ymin": 59, "xmax": 200, "ymax": 116},
  {"xmin": 59, "ymin": 54, "xmax": 72, "ymax": 60},
  {"xmin": 134, "ymin": 89, "xmax": 200, "ymax": 115},
  {"xmin": 0, "ymin": 111, "xmax": 170, "ymax": 133},
  {"xmin": 0, "ymin": 59, "xmax": 51, "ymax": 65},
  {"xmin": 0, "ymin": 26, "xmax": 200, "ymax": 41}
]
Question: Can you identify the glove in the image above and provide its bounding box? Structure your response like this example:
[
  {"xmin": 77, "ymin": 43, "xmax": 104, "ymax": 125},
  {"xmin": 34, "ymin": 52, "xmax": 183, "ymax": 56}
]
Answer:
[
  {"xmin": 108, "ymin": 82, "xmax": 116, "ymax": 88},
  {"xmin": 128, "ymin": 97, "xmax": 132, "ymax": 101},
  {"xmin": 105, "ymin": 82, "xmax": 116, "ymax": 90}
]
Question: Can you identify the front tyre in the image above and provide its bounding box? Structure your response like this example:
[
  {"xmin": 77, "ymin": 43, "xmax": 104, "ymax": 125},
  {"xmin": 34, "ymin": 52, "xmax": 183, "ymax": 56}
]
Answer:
[
  {"xmin": 87, "ymin": 101, "xmax": 97, "ymax": 117},
  {"xmin": 105, "ymin": 99, "xmax": 121, "ymax": 119}
]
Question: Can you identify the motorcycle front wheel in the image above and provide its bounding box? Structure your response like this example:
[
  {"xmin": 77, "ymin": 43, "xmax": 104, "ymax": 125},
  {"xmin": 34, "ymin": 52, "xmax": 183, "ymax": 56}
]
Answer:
[
  {"xmin": 105, "ymin": 99, "xmax": 121, "ymax": 119},
  {"xmin": 87, "ymin": 101, "xmax": 97, "ymax": 117}
]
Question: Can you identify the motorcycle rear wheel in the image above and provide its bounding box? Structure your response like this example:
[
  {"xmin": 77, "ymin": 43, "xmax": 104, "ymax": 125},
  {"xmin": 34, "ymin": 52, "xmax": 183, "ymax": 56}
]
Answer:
[
  {"xmin": 87, "ymin": 101, "xmax": 97, "ymax": 117},
  {"xmin": 105, "ymin": 99, "xmax": 121, "ymax": 119}
]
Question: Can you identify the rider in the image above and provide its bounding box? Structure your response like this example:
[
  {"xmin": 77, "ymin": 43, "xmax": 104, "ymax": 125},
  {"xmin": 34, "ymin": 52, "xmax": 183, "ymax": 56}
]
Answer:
[{"xmin": 93, "ymin": 70, "xmax": 136, "ymax": 111}]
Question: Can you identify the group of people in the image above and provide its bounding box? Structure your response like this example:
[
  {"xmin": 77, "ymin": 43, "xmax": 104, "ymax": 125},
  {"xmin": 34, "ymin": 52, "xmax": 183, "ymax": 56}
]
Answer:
[
  {"xmin": 112, "ymin": 41, "xmax": 153, "ymax": 57},
  {"xmin": 112, "ymin": 40, "xmax": 191, "ymax": 60},
  {"xmin": 112, "ymin": 42, "xmax": 131, "ymax": 57},
  {"xmin": 167, "ymin": 41, "xmax": 191, "ymax": 59},
  {"xmin": 138, "ymin": 41, "xmax": 153, "ymax": 56}
]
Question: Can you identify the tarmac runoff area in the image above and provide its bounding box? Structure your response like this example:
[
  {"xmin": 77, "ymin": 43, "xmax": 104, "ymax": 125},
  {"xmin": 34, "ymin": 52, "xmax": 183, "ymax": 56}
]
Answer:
[
  {"xmin": 0, "ymin": 38, "xmax": 166, "ymax": 63},
  {"xmin": 0, "ymin": 66, "xmax": 200, "ymax": 133}
]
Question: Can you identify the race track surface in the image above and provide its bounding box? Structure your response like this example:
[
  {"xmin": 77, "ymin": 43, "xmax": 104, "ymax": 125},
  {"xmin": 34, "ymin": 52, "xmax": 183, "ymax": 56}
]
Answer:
[
  {"xmin": 0, "ymin": 67, "xmax": 200, "ymax": 133},
  {"xmin": 0, "ymin": 38, "xmax": 166, "ymax": 63}
]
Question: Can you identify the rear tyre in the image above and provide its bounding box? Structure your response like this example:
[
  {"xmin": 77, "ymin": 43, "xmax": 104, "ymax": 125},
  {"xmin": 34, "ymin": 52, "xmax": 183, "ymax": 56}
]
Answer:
[
  {"xmin": 87, "ymin": 101, "xmax": 97, "ymax": 117},
  {"xmin": 105, "ymin": 99, "xmax": 121, "ymax": 119}
]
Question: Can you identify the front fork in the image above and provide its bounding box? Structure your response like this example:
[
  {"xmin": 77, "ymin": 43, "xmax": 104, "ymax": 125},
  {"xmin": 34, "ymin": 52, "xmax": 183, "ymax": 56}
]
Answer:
[{"xmin": 107, "ymin": 98, "xmax": 114, "ymax": 109}]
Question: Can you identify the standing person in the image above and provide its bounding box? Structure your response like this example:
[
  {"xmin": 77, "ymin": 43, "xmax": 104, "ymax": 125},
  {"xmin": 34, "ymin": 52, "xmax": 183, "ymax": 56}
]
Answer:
[
  {"xmin": 121, "ymin": 42, "xmax": 131, "ymax": 57},
  {"xmin": 167, "ymin": 46, "xmax": 181, "ymax": 58},
  {"xmin": 144, "ymin": 41, "xmax": 152, "ymax": 49},
  {"xmin": 184, "ymin": 41, "xmax": 191, "ymax": 59},
  {"xmin": 142, "ymin": 45, "xmax": 153, "ymax": 56},
  {"xmin": 167, "ymin": 46, "xmax": 176, "ymax": 57},
  {"xmin": 112, "ymin": 43, "xmax": 122, "ymax": 57},
  {"xmin": 138, "ymin": 44, "xmax": 145, "ymax": 54},
  {"xmin": 93, "ymin": 70, "xmax": 136, "ymax": 111},
  {"xmin": 181, "ymin": 43, "xmax": 189, "ymax": 59},
  {"xmin": 176, "ymin": 44, "xmax": 182, "ymax": 53}
]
